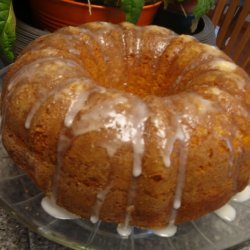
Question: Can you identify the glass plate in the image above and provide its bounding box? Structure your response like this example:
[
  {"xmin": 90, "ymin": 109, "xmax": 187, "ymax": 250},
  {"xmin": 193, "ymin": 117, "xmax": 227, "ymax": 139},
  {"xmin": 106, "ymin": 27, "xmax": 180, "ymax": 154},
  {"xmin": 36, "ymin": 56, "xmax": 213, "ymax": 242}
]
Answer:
[{"xmin": 1, "ymin": 66, "xmax": 250, "ymax": 250}]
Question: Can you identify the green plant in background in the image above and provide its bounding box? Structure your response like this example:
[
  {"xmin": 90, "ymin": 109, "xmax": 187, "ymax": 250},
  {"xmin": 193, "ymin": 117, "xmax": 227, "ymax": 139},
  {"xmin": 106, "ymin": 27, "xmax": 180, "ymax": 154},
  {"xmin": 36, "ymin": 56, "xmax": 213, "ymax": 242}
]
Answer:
[
  {"xmin": 121, "ymin": 0, "xmax": 145, "ymax": 23},
  {"xmin": 0, "ymin": 0, "xmax": 16, "ymax": 61},
  {"xmin": 0, "ymin": 0, "xmax": 160, "ymax": 60},
  {"xmin": 192, "ymin": 0, "xmax": 214, "ymax": 19},
  {"xmin": 121, "ymin": 0, "xmax": 160, "ymax": 23},
  {"xmin": 163, "ymin": 0, "xmax": 215, "ymax": 19},
  {"xmin": 161, "ymin": 0, "xmax": 214, "ymax": 33},
  {"xmin": 80, "ymin": 0, "xmax": 160, "ymax": 23}
]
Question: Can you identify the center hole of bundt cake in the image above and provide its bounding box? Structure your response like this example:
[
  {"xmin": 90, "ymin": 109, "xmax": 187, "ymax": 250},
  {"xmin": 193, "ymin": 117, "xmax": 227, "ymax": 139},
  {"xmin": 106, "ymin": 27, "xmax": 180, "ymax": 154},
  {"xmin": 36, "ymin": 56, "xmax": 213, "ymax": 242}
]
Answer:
[
  {"xmin": 91, "ymin": 70, "xmax": 169, "ymax": 97},
  {"xmin": 117, "ymin": 79, "xmax": 161, "ymax": 97}
]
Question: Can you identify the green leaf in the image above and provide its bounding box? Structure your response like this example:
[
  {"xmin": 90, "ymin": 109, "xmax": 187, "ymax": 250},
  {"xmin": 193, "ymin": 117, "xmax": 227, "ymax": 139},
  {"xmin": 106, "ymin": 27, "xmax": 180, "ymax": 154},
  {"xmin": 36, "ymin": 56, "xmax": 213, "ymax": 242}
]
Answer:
[
  {"xmin": 121, "ymin": 0, "xmax": 144, "ymax": 24},
  {"xmin": 0, "ymin": 0, "xmax": 16, "ymax": 61},
  {"xmin": 193, "ymin": 0, "xmax": 215, "ymax": 19}
]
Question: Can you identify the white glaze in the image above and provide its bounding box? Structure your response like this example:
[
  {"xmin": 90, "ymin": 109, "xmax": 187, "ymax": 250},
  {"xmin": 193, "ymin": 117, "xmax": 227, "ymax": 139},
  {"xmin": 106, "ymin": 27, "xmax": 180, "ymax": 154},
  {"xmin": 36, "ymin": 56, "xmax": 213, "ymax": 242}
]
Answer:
[
  {"xmin": 10, "ymin": 58, "xmax": 85, "ymax": 129},
  {"xmin": 99, "ymin": 142, "xmax": 119, "ymax": 157},
  {"xmin": 90, "ymin": 185, "xmax": 112, "ymax": 224},
  {"xmin": 207, "ymin": 60, "xmax": 245, "ymax": 90},
  {"xmin": 209, "ymin": 86, "xmax": 223, "ymax": 96},
  {"xmin": 25, "ymin": 78, "xmax": 90, "ymax": 129},
  {"xmin": 214, "ymin": 203, "xmax": 236, "ymax": 222},
  {"xmin": 212, "ymin": 60, "xmax": 237, "ymax": 71},
  {"xmin": 116, "ymin": 223, "xmax": 132, "ymax": 237},
  {"xmin": 207, "ymin": 87, "xmax": 249, "ymax": 118},
  {"xmin": 90, "ymin": 215, "xmax": 99, "ymax": 224},
  {"xmin": 25, "ymin": 87, "xmax": 64, "ymax": 129},
  {"xmin": 232, "ymin": 185, "xmax": 250, "ymax": 202},
  {"xmin": 223, "ymin": 138, "xmax": 234, "ymax": 176},
  {"xmin": 52, "ymin": 83, "xmax": 102, "ymax": 200},
  {"xmin": 153, "ymin": 93, "xmax": 215, "ymax": 168},
  {"xmin": 152, "ymin": 224, "xmax": 177, "ymax": 237},
  {"xmin": 69, "ymin": 48, "xmax": 81, "ymax": 55},
  {"xmin": 152, "ymin": 115, "xmax": 186, "ymax": 168},
  {"xmin": 64, "ymin": 83, "xmax": 103, "ymax": 127},
  {"xmin": 134, "ymin": 28, "xmax": 142, "ymax": 58},
  {"xmin": 73, "ymin": 97, "xmax": 127, "ymax": 137},
  {"xmin": 52, "ymin": 81, "xmax": 95, "ymax": 196},
  {"xmin": 156, "ymin": 93, "xmax": 218, "ymax": 222},
  {"xmin": 92, "ymin": 24, "xmax": 115, "ymax": 63},
  {"xmin": 131, "ymin": 102, "xmax": 148, "ymax": 177},
  {"xmin": 194, "ymin": 95, "xmax": 215, "ymax": 114},
  {"xmin": 25, "ymin": 89, "xmax": 48, "ymax": 129},
  {"xmin": 73, "ymin": 95, "xmax": 149, "ymax": 178},
  {"xmin": 173, "ymin": 141, "xmax": 188, "ymax": 210},
  {"xmin": 8, "ymin": 57, "xmax": 82, "ymax": 92},
  {"xmin": 64, "ymin": 89, "xmax": 90, "ymax": 127},
  {"xmin": 41, "ymin": 196, "xmax": 80, "ymax": 219}
]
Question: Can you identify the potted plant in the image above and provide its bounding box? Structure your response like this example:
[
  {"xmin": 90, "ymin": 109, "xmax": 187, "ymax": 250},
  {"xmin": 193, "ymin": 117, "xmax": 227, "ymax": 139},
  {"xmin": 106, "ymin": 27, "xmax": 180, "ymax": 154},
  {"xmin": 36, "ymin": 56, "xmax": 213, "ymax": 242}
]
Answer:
[
  {"xmin": 0, "ymin": 0, "xmax": 162, "ymax": 62},
  {"xmin": 29, "ymin": 0, "xmax": 162, "ymax": 32},
  {"xmin": 154, "ymin": 0, "xmax": 216, "ymax": 44},
  {"xmin": 0, "ymin": 0, "xmax": 16, "ymax": 62}
]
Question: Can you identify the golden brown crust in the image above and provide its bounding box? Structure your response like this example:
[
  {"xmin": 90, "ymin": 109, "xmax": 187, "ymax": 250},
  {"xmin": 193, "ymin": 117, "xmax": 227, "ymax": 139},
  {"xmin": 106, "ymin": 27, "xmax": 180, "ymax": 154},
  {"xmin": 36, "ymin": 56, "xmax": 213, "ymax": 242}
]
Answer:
[{"xmin": 1, "ymin": 22, "xmax": 250, "ymax": 229}]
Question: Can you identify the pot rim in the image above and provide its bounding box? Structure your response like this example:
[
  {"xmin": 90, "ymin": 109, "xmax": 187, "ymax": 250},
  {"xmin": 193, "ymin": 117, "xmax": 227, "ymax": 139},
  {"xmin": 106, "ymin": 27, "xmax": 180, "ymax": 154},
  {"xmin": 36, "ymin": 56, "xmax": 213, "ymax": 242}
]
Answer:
[{"xmin": 61, "ymin": 0, "xmax": 162, "ymax": 10}]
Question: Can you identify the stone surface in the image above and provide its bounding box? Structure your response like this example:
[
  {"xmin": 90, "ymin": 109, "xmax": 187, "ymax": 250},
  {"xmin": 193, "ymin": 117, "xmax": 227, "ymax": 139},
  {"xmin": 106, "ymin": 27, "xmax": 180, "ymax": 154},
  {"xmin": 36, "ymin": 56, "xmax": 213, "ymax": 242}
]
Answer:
[
  {"xmin": 0, "ymin": 207, "xmax": 68, "ymax": 250},
  {"xmin": 0, "ymin": 207, "xmax": 29, "ymax": 249}
]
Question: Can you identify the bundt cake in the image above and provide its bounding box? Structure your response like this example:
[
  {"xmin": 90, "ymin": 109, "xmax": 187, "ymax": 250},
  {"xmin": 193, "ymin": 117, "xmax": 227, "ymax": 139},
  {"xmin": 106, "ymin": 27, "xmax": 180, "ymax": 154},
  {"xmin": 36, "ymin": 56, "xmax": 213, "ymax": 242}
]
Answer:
[{"xmin": 1, "ymin": 22, "xmax": 250, "ymax": 233}]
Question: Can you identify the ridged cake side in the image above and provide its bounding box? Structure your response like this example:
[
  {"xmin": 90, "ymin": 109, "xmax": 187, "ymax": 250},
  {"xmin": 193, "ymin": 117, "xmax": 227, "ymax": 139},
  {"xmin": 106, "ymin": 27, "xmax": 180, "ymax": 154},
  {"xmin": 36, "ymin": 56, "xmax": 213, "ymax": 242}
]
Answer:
[{"xmin": 1, "ymin": 22, "xmax": 250, "ymax": 229}]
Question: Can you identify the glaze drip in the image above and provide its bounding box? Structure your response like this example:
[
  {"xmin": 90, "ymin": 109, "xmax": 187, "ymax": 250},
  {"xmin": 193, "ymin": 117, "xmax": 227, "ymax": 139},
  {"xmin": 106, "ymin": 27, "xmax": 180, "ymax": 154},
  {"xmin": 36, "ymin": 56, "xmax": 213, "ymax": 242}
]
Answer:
[
  {"xmin": 41, "ymin": 196, "xmax": 80, "ymax": 219},
  {"xmin": 25, "ymin": 78, "xmax": 93, "ymax": 129},
  {"xmin": 4, "ymin": 58, "xmax": 85, "ymax": 131},
  {"xmin": 172, "ymin": 140, "xmax": 188, "ymax": 210},
  {"xmin": 90, "ymin": 185, "xmax": 112, "ymax": 224},
  {"xmin": 7, "ymin": 57, "xmax": 83, "ymax": 92},
  {"xmin": 214, "ymin": 204, "xmax": 236, "ymax": 222},
  {"xmin": 118, "ymin": 177, "xmax": 137, "ymax": 237},
  {"xmin": 116, "ymin": 223, "xmax": 133, "ymax": 238},
  {"xmin": 64, "ymin": 83, "xmax": 104, "ymax": 128},
  {"xmin": 223, "ymin": 138, "xmax": 235, "ymax": 176},
  {"xmin": 232, "ymin": 185, "xmax": 250, "ymax": 202},
  {"xmin": 206, "ymin": 87, "xmax": 249, "ymax": 119},
  {"xmin": 73, "ymin": 94, "xmax": 148, "ymax": 177},
  {"xmin": 53, "ymin": 80, "xmax": 104, "ymax": 197},
  {"xmin": 151, "ymin": 93, "xmax": 222, "ymax": 224},
  {"xmin": 152, "ymin": 93, "xmax": 216, "ymax": 168},
  {"xmin": 152, "ymin": 224, "xmax": 177, "ymax": 237}
]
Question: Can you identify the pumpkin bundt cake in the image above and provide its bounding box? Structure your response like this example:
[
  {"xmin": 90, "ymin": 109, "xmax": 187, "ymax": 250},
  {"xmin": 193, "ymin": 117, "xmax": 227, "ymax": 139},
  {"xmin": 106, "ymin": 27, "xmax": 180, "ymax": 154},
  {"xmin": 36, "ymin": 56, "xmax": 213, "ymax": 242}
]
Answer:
[{"xmin": 1, "ymin": 22, "xmax": 250, "ymax": 232}]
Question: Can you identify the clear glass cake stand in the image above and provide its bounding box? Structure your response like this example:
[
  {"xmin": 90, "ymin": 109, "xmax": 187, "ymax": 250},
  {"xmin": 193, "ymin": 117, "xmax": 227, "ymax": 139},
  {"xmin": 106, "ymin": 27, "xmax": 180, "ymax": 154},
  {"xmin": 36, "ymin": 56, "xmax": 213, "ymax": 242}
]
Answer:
[{"xmin": 1, "ymin": 66, "xmax": 250, "ymax": 250}]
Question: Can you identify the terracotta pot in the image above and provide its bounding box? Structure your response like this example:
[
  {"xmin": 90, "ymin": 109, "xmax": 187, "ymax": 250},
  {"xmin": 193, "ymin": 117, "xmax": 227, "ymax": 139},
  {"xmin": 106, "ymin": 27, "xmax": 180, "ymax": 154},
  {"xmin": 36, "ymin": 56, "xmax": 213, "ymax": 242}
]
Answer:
[{"xmin": 30, "ymin": 0, "xmax": 162, "ymax": 32}]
